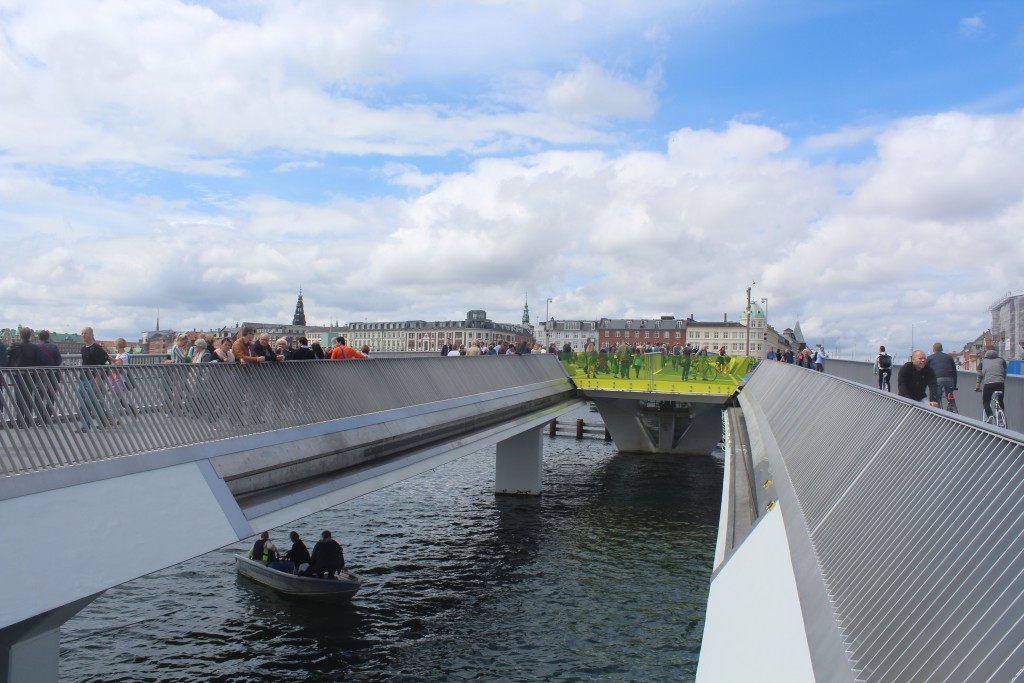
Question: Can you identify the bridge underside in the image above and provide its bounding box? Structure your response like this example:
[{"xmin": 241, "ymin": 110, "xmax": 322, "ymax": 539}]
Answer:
[{"xmin": 583, "ymin": 390, "xmax": 728, "ymax": 454}]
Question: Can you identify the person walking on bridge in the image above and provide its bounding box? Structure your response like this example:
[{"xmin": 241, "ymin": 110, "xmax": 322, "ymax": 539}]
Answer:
[
  {"xmin": 926, "ymin": 342, "xmax": 958, "ymax": 409},
  {"xmin": 897, "ymin": 350, "xmax": 939, "ymax": 407},
  {"xmin": 874, "ymin": 345, "xmax": 893, "ymax": 391}
]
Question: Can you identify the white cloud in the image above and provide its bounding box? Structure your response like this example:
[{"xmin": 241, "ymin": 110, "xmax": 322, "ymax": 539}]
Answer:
[
  {"xmin": 543, "ymin": 62, "xmax": 658, "ymax": 118},
  {"xmin": 273, "ymin": 160, "xmax": 323, "ymax": 173},
  {"xmin": 959, "ymin": 16, "xmax": 984, "ymax": 36}
]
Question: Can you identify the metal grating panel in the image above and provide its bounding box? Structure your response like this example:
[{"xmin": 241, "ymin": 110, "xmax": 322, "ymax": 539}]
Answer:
[
  {"xmin": 0, "ymin": 355, "xmax": 573, "ymax": 477},
  {"xmin": 741, "ymin": 361, "xmax": 1024, "ymax": 683}
]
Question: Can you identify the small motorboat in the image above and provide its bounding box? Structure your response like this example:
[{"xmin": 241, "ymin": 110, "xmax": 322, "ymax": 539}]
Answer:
[{"xmin": 234, "ymin": 555, "xmax": 362, "ymax": 600}]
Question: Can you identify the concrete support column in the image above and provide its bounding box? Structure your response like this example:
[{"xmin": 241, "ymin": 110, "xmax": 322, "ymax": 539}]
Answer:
[
  {"xmin": 658, "ymin": 414, "xmax": 676, "ymax": 451},
  {"xmin": 495, "ymin": 427, "xmax": 543, "ymax": 495},
  {"xmin": 593, "ymin": 398, "xmax": 656, "ymax": 453},
  {"xmin": 1, "ymin": 593, "xmax": 102, "ymax": 683}
]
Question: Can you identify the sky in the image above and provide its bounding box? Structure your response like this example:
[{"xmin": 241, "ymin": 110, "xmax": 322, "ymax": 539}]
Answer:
[{"xmin": 2, "ymin": 0, "xmax": 1024, "ymax": 361}]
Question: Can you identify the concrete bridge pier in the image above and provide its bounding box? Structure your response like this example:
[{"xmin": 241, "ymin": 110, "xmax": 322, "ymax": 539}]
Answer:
[
  {"xmin": 591, "ymin": 397, "xmax": 723, "ymax": 454},
  {"xmin": 495, "ymin": 427, "xmax": 543, "ymax": 495},
  {"xmin": 1, "ymin": 592, "xmax": 102, "ymax": 683}
]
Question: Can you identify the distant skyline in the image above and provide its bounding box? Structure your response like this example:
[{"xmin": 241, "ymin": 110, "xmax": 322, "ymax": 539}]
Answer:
[{"xmin": 2, "ymin": 1, "xmax": 1024, "ymax": 360}]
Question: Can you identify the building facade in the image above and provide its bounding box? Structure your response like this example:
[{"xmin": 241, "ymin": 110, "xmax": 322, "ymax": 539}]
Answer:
[
  {"xmin": 541, "ymin": 319, "xmax": 600, "ymax": 352},
  {"xmin": 989, "ymin": 292, "xmax": 1024, "ymax": 361},
  {"xmin": 597, "ymin": 316, "xmax": 688, "ymax": 351},
  {"xmin": 347, "ymin": 310, "xmax": 533, "ymax": 353}
]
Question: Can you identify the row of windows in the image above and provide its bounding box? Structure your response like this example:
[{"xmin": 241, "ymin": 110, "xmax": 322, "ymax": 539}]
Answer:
[{"xmin": 605, "ymin": 331, "xmax": 683, "ymax": 339}]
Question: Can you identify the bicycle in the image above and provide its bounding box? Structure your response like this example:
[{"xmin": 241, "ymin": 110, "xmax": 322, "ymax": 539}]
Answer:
[
  {"xmin": 876, "ymin": 370, "xmax": 891, "ymax": 392},
  {"xmin": 944, "ymin": 388, "xmax": 958, "ymax": 414},
  {"xmin": 683, "ymin": 356, "xmax": 716, "ymax": 382},
  {"xmin": 986, "ymin": 390, "xmax": 1007, "ymax": 428}
]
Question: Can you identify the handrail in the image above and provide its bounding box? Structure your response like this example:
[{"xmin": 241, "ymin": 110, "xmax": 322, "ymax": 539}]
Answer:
[
  {"xmin": 0, "ymin": 355, "xmax": 573, "ymax": 477},
  {"xmin": 739, "ymin": 361, "xmax": 1024, "ymax": 682}
]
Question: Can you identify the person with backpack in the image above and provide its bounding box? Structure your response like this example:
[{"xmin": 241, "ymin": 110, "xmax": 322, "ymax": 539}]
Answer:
[{"xmin": 874, "ymin": 345, "xmax": 893, "ymax": 391}]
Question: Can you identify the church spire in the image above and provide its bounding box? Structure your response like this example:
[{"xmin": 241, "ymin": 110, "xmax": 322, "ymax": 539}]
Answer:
[
  {"xmin": 522, "ymin": 294, "xmax": 530, "ymax": 325},
  {"xmin": 292, "ymin": 288, "xmax": 307, "ymax": 326}
]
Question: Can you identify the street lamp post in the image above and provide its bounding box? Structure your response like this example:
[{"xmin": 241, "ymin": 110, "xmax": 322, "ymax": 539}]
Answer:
[
  {"xmin": 745, "ymin": 286, "xmax": 752, "ymax": 358},
  {"xmin": 760, "ymin": 297, "xmax": 768, "ymax": 351},
  {"xmin": 545, "ymin": 298, "xmax": 553, "ymax": 348}
]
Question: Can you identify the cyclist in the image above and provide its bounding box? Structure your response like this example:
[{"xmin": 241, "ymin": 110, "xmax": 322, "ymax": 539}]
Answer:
[
  {"xmin": 897, "ymin": 350, "xmax": 939, "ymax": 407},
  {"xmin": 874, "ymin": 345, "xmax": 893, "ymax": 391},
  {"xmin": 926, "ymin": 342, "xmax": 959, "ymax": 410},
  {"xmin": 975, "ymin": 345, "xmax": 1007, "ymax": 423}
]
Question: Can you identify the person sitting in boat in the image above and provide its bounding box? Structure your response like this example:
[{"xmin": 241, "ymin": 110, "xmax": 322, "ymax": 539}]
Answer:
[
  {"xmin": 283, "ymin": 531, "xmax": 312, "ymax": 576},
  {"xmin": 310, "ymin": 530, "xmax": 345, "ymax": 579},
  {"xmin": 249, "ymin": 531, "xmax": 278, "ymax": 565}
]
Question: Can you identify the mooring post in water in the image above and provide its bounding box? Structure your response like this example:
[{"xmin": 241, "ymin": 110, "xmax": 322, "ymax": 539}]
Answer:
[
  {"xmin": 576, "ymin": 418, "xmax": 584, "ymax": 439},
  {"xmin": 549, "ymin": 419, "xmax": 557, "ymax": 437}
]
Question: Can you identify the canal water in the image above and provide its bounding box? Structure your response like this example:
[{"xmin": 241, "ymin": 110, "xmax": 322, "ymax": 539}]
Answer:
[{"xmin": 60, "ymin": 424, "xmax": 724, "ymax": 682}]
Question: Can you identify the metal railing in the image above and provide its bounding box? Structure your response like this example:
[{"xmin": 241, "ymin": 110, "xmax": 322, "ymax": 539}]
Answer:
[
  {"xmin": 739, "ymin": 361, "xmax": 1024, "ymax": 682},
  {"xmin": 560, "ymin": 351, "xmax": 754, "ymax": 394},
  {"xmin": 0, "ymin": 355, "xmax": 573, "ymax": 477},
  {"xmin": 823, "ymin": 358, "xmax": 1021, "ymax": 432}
]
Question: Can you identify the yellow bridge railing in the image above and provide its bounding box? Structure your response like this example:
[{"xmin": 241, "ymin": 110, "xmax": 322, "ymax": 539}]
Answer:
[{"xmin": 560, "ymin": 351, "xmax": 754, "ymax": 394}]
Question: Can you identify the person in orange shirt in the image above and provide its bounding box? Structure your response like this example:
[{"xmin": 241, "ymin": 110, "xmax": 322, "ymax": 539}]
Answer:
[
  {"xmin": 232, "ymin": 326, "xmax": 265, "ymax": 365},
  {"xmin": 329, "ymin": 336, "xmax": 367, "ymax": 360}
]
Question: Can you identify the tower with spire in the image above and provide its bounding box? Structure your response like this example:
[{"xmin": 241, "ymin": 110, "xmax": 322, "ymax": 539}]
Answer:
[
  {"xmin": 292, "ymin": 289, "xmax": 307, "ymax": 326},
  {"xmin": 522, "ymin": 295, "xmax": 530, "ymax": 325}
]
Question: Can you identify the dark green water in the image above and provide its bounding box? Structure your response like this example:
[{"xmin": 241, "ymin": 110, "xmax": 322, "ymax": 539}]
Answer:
[{"xmin": 60, "ymin": 432, "xmax": 723, "ymax": 682}]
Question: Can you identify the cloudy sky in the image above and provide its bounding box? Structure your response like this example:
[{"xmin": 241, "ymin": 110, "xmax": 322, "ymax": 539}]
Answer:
[{"xmin": 2, "ymin": 0, "xmax": 1023, "ymax": 360}]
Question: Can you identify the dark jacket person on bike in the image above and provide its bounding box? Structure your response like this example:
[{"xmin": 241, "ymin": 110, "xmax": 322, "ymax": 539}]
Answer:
[
  {"xmin": 926, "ymin": 342, "xmax": 958, "ymax": 409},
  {"xmin": 975, "ymin": 347, "xmax": 1007, "ymax": 419},
  {"xmin": 898, "ymin": 350, "xmax": 939, "ymax": 407}
]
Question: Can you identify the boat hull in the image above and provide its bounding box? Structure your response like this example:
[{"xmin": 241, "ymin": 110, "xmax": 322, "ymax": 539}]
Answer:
[{"xmin": 234, "ymin": 555, "xmax": 361, "ymax": 600}]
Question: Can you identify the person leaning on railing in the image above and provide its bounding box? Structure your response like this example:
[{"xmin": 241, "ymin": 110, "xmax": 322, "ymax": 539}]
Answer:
[
  {"xmin": 232, "ymin": 326, "xmax": 265, "ymax": 365},
  {"xmin": 79, "ymin": 326, "xmax": 114, "ymax": 430},
  {"xmin": 214, "ymin": 337, "xmax": 236, "ymax": 363}
]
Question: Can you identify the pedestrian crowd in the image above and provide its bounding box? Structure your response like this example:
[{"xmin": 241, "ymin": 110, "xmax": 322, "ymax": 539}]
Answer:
[
  {"xmin": 164, "ymin": 327, "xmax": 370, "ymax": 365},
  {"xmin": 439, "ymin": 339, "xmax": 549, "ymax": 356}
]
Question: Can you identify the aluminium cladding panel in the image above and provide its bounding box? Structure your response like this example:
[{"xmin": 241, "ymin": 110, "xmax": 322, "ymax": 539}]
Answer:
[
  {"xmin": 210, "ymin": 379, "xmax": 573, "ymax": 493},
  {"xmin": 741, "ymin": 361, "xmax": 1024, "ymax": 683},
  {"xmin": 697, "ymin": 505, "xmax": 816, "ymax": 683},
  {"xmin": 0, "ymin": 459, "xmax": 243, "ymax": 630}
]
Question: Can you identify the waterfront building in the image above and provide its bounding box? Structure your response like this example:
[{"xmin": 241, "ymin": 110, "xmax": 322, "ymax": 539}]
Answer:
[
  {"xmin": 989, "ymin": 291, "xmax": 1024, "ymax": 361},
  {"xmin": 597, "ymin": 316, "xmax": 687, "ymax": 351},
  {"xmin": 683, "ymin": 317, "xmax": 749, "ymax": 354},
  {"xmin": 1, "ymin": 327, "xmax": 86, "ymax": 358},
  {"xmin": 541, "ymin": 319, "xmax": 600, "ymax": 352},
  {"xmin": 962, "ymin": 329, "xmax": 994, "ymax": 371},
  {"xmin": 347, "ymin": 310, "xmax": 533, "ymax": 353}
]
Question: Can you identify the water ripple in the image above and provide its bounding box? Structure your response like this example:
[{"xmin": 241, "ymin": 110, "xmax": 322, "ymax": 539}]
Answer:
[{"xmin": 61, "ymin": 423, "xmax": 722, "ymax": 682}]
